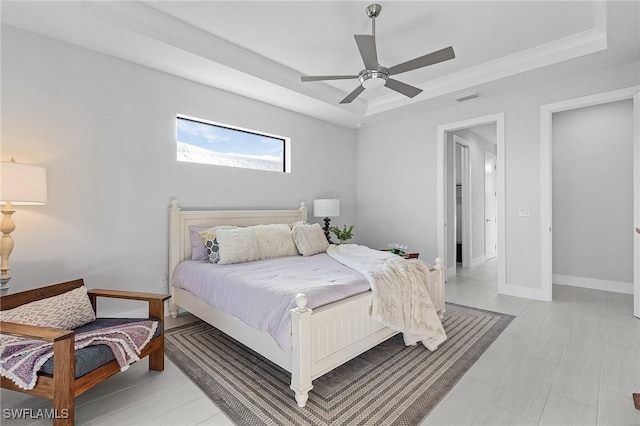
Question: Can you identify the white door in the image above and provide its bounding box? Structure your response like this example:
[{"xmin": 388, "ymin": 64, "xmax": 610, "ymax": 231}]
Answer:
[
  {"xmin": 454, "ymin": 138, "xmax": 472, "ymax": 268},
  {"xmin": 485, "ymin": 152, "xmax": 497, "ymax": 260}
]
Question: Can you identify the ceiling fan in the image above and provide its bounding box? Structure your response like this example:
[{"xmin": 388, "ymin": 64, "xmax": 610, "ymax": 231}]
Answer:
[{"xmin": 301, "ymin": 4, "xmax": 455, "ymax": 104}]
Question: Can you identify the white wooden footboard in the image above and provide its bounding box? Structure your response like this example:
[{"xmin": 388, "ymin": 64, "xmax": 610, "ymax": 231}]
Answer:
[{"xmin": 289, "ymin": 264, "xmax": 445, "ymax": 407}]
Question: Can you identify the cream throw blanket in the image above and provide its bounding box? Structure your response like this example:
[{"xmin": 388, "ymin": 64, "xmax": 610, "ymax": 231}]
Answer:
[{"xmin": 326, "ymin": 244, "xmax": 447, "ymax": 351}]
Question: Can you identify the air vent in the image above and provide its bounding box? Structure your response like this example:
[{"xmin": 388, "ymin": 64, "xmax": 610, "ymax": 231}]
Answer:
[{"xmin": 453, "ymin": 92, "xmax": 479, "ymax": 102}]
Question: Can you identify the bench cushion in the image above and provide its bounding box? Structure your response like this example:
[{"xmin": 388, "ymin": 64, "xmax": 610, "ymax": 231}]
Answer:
[{"xmin": 39, "ymin": 318, "xmax": 162, "ymax": 379}]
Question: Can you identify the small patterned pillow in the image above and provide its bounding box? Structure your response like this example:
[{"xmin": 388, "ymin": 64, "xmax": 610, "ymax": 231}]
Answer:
[
  {"xmin": 0, "ymin": 286, "xmax": 96, "ymax": 330},
  {"xmin": 199, "ymin": 226, "xmax": 236, "ymax": 263}
]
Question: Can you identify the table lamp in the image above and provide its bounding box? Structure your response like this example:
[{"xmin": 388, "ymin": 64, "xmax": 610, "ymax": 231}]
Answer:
[
  {"xmin": 313, "ymin": 199, "xmax": 340, "ymax": 243},
  {"xmin": 0, "ymin": 159, "xmax": 47, "ymax": 288}
]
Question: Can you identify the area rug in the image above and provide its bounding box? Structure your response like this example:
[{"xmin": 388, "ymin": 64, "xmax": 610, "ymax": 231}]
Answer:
[{"xmin": 165, "ymin": 303, "xmax": 514, "ymax": 425}]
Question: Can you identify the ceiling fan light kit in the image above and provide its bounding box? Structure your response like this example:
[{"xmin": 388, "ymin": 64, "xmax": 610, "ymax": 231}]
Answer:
[
  {"xmin": 359, "ymin": 68, "xmax": 388, "ymax": 89},
  {"xmin": 300, "ymin": 3, "xmax": 455, "ymax": 104}
]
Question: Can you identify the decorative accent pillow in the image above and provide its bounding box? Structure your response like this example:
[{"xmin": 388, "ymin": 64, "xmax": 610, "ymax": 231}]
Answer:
[
  {"xmin": 199, "ymin": 226, "xmax": 236, "ymax": 263},
  {"xmin": 251, "ymin": 224, "xmax": 299, "ymax": 259},
  {"xmin": 216, "ymin": 227, "xmax": 260, "ymax": 265},
  {"xmin": 0, "ymin": 286, "xmax": 96, "ymax": 330},
  {"xmin": 292, "ymin": 223, "xmax": 330, "ymax": 256},
  {"xmin": 189, "ymin": 226, "xmax": 208, "ymax": 261},
  {"xmin": 288, "ymin": 220, "xmax": 307, "ymax": 230}
]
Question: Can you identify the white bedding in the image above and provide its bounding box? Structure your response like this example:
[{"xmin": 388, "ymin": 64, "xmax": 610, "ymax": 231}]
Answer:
[
  {"xmin": 172, "ymin": 254, "xmax": 371, "ymax": 351},
  {"xmin": 326, "ymin": 244, "xmax": 447, "ymax": 350}
]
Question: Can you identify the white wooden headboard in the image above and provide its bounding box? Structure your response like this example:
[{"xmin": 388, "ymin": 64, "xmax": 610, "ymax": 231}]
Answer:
[{"xmin": 168, "ymin": 199, "xmax": 307, "ymax": 286}]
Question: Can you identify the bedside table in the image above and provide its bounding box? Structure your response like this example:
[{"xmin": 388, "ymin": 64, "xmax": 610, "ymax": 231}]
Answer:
[{"xmin": 380, "ymin": 249, "xmax": 419, "ymax": 259}]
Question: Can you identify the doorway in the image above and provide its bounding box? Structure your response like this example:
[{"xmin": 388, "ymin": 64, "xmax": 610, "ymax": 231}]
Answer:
[
  {"xmin": 540, "ymin": 86, "xmax": 639, "ymax": 317},
  {"xmin": 437, "ymin": 113, "xmax": 505, "ymax": 291}
]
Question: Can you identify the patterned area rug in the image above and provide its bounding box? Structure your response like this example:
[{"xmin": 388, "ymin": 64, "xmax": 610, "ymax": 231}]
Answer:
[{"xmin": 165, "ymin": 303, "xmax": 513, "ymax": 425}]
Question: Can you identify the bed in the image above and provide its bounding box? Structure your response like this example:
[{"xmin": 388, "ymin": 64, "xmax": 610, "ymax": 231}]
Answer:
[{"xmin": 168, "ymin": 200, "xmax": 445, "ymax": 407}]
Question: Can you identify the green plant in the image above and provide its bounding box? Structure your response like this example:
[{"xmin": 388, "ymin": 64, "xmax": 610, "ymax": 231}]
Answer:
[{"xmin": 330, "ymin": 225, "xmax": 355, "ymax": 242}]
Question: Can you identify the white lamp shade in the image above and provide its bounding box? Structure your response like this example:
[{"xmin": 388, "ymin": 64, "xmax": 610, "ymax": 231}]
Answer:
[
  {"xmin": 314, "ymin": 199, "xmax": 340, "ymax": 217},
  {"xmin": 1, "ymin": 161, "xmax": 47, "ymax": 205}
]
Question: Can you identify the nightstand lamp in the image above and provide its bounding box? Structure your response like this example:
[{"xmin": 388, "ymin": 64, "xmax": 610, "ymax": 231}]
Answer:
[
  {"xmin": 314, "ymin": 199, "xmax": 340, "ymax": 243},
  {"xmin": 0, "ymin": 159, "xmax": 47, "ymax": 288}
]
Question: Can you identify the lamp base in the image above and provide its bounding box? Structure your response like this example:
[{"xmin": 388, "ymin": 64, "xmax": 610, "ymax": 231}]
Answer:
[
  {"xmin": 1, "ymin": 274, "xmax": 11, "ymax": 290},
  {"xmin": 322, "ymin": 217, "xmax": 333, "ymax": 244},
  {"xmin": 1, "ymin": 208, "xmax": 16, "ymax": 289}
]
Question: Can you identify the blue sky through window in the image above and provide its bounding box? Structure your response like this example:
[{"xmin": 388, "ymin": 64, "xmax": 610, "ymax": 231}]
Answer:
[{"xmin": 177, "ymin": 117, "xmax": 283, "ymax": 158}]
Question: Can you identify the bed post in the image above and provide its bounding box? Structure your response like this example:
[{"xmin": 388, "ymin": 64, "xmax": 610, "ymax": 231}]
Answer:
[
  {"xmin": 169, "ymin": 199, "xmax": 181, "ymax": 319},
  {"xmin": 290, "ymin": 293, "xmax": 313, "ymax": 408},
  {"xmin": 299, "ymin": 201, "xmax": 307, "ymax": 222}
]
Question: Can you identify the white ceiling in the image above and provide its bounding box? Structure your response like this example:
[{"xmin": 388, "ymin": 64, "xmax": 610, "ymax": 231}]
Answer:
[{"xmin": 2, "ymin": 1, "xmax": 638, "ymax": 128}]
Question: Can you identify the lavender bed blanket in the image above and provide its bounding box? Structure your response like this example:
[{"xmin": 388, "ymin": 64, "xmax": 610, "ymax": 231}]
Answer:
[
  {"xmin": 0, "ymin": 320, "xmax": 158, "ymax": 390},
  {"xmin": 173, "ymin": 254, "xmax": 371, "ymax": 351}
]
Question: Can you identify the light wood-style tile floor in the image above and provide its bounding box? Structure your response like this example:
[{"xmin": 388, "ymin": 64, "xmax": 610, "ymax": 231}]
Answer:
[
  {"xmin": 2, "ymin": 259, "xmax": 639, "ymax": 425},
  {"xmin": 422, "ymin": 259, "xmax": 640, "ymax": 426}
]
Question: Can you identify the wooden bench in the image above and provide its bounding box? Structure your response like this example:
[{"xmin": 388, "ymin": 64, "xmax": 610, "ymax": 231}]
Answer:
[{"xmin": 0, "ymin": 279, "xmax": 170, "ymax": 425}]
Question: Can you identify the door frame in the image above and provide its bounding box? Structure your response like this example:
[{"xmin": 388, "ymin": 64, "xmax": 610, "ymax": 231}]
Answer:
[
  {"xmin": 453, "ymin": 135, "xmax": 472, "ymax": 270},
  {"xmin": 484, "ymin": 151, "xmax": 497, "ymax": 260},
  {"xmin": 437, "ymin": 112, "xmax": 505, "ymax": 291},
  {"xmin": 540, "ymin": 86, "xmax": 640, "ymax": 316}
]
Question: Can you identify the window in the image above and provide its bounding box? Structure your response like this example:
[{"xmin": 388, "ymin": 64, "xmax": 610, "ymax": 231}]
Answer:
[{"xmin": 176, "ymin": 115, "xmax": 289, "ymax": 172}]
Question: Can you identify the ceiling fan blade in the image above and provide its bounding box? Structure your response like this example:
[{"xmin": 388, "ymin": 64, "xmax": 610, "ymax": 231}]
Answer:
[
  {"xmin": 301, "ymin": 75, "xmax": 359, "ymax": 82},
  {"xmin": 388, "ymin": 46, "xmax": 455, "ymax": 76},
  {"xmin": 339, "ymin": 85, "xmax": 366, "ymax": 104},
  {"xmin": 354, "ymin": 34, "xmax": 379, "ymax": 70},
  {"xmin": 385, "ymin": 78, "xmax": 423, "ymax": 98}
]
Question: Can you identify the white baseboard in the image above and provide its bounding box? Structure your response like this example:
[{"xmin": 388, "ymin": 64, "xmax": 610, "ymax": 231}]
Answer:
[
  {"xmin": 553, "ymin": 274, "xmax": 633, "ymax": 294},
  {"xmin": 470, "ymin": 255, "xmax": 486, "ymax": 268},
  {"xmin": 499, "ymin": 283, "xmax": 549, "ymax": 301}
]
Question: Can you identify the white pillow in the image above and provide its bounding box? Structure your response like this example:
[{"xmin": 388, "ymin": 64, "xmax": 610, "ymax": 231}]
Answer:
[
  {"xmin": 251, "ymin": 224, "xmax": 299, "ymax": 259},
  {"xmin": 199, "ymin": 225, "xmax": 236, "ymax": 263},
  {"xmin": 0, "ymin": 286, "xmax": 96, "ymax": 330},
  {"xmin": 288, "ymin": 220, "xmax": 307, "ymax": 229},
  {"xmin": 292, "ymin": 223, "xmax": 329, "ymax": 256},
  {"xmin": 216, "ymin": 227, "xmax": 260, "ymax": 265}
]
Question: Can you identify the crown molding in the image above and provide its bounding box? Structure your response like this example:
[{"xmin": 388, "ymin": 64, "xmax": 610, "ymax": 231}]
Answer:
[{"xmin": 2, "ymin": 1, "xmax": 612, "ymax": 128}]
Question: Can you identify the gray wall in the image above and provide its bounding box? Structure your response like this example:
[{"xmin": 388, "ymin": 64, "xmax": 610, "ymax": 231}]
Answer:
[
  {"xmin": 552, "ymin": 99, "xmax": 634, "ymax": 284},
  {"xmin": 1, "ymin": 25, "xmax": 357, "ymax": 311},
  {"xmin": 355, "ymin": 60, "xmax": 639, "ymax": 292},
  {"xmin": 2, "ymin": 23, "xmax": 639, "ymax": 306}
]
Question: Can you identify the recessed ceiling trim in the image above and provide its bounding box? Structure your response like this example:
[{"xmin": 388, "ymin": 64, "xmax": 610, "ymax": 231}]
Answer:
[
  {"xmin": 1, "ymin": 1, "xmax": 621, "ymax": 129},
  {"xmin": 86, "ymin": 0, "xmax": 608, "ymax": 120},
  {"xmin": 365, "ymin": 25, "xmax": 608, "ymax": 116},
  {"xmin": 86, "ymin": 1, "xmax": 369, "ymax": 113}
]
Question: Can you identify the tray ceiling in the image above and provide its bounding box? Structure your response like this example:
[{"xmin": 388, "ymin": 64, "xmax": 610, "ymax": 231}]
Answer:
[{"xmin": 2, "ymin": 1, "xmax": 638, "ymax": 128}]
